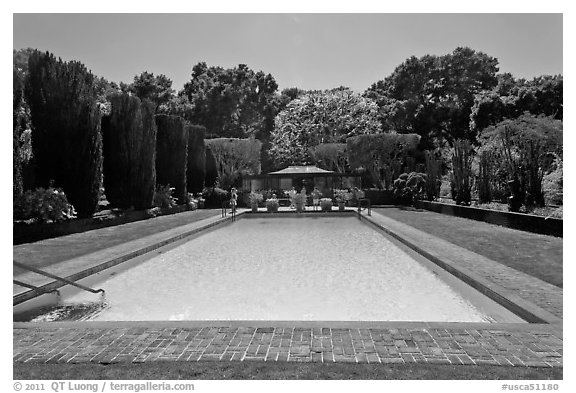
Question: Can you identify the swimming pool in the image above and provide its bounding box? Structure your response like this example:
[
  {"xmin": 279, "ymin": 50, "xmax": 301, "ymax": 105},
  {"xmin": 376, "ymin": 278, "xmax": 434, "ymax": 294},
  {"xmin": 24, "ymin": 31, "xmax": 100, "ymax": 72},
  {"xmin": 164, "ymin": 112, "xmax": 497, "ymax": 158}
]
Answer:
[{"xmin": 17, "ymin": 215, "xmax": 525, "ymax": 323}]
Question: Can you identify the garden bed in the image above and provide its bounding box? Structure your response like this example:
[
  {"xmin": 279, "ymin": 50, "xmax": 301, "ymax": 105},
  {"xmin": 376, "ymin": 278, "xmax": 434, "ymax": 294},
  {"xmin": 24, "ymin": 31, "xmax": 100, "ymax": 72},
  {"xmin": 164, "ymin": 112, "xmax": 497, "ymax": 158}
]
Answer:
[
  {"xmin": 414, "ymin": 201, "xmax": 562, "ymax": 237},
  {"xmin": 13, "ymin": 205, "xmax": 194, "ymax": 245}
]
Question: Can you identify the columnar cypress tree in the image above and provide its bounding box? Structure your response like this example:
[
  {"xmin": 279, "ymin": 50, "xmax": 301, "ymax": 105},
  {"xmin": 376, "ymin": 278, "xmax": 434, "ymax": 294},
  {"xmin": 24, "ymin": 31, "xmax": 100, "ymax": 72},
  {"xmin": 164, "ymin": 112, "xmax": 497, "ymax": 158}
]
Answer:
[
  {"xmin": 102, "ymin": 94, "xmax": 156, "ymax": 209},
  {"xmin": 13, "ymin": 69, "xmax": 24, "ymax": 201},
  {"xmin": 155, "ymin": 114, "xmax": 188, "ymax": 204},
  {"xmin": 25, "ymin": 50, "xmax": 103, "ymax": 217},
  {"xmin": 185, "ymin": 124, "xmax": 206, "ymax": 194}
]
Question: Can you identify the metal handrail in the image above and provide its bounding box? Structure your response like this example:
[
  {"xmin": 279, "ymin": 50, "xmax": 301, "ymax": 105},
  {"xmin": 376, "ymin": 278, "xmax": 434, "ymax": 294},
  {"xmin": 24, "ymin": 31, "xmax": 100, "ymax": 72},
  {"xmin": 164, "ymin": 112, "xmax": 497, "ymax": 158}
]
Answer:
[
  {"xmin": 357, "ymin": 198, "xmax": 372, "ymax": 217},
  {"xmin": 221, "ymin": 200, "xmax": 237, "ymax": 221},
  {"xmin": 13, "ymin": 279, "xmax": 60, "ymax": 295},
  {"xmin": 13, "ymin": 261, "xmax": 104, "ymax": 295}
]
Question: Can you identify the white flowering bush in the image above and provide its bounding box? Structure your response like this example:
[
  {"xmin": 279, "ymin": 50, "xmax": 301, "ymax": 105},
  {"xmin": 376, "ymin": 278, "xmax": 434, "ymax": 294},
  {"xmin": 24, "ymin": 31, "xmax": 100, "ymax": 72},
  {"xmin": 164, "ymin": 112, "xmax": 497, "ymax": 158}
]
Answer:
[{"xmin": 14, "ymin": 187, "xmax": 77, "ymax": 223}]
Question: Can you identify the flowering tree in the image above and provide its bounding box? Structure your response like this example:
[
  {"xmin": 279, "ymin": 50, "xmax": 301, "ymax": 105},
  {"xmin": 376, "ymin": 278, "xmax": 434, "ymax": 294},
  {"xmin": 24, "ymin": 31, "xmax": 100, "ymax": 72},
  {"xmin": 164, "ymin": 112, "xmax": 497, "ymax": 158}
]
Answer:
[
  {"xmin": 347, "ymin": 132, "xmax": 421, "ymax": 189},
  {"xmin": 269, "ymin": 88, "xmax": 381, "ymax": 167},
  {"xmin": 205, "ymin": 138, "xmax": 262, "ymax": 189}
]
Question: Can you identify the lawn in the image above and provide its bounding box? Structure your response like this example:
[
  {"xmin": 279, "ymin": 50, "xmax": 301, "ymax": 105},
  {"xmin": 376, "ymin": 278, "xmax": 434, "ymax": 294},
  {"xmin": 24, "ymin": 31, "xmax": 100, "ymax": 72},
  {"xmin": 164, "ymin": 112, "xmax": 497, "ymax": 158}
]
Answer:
[
  {"xmin": 13, "ymin": 361, "xmax": 562, "ymax": 380},
  {"xmin": 374, "ymin": 207, "xmax": 563, "ymax": 288}
]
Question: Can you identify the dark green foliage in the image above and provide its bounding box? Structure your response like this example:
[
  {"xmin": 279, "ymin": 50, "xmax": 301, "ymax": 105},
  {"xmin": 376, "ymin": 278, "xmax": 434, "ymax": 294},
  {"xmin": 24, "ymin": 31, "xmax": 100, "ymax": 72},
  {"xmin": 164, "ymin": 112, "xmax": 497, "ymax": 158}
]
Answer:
[
  {"xmin": 186, "ymin": 124, "xmax": 206, "ymax": 194},
  {"xmin": 24, "ymin": 50, "xmax": 103, "ymax": 218},
  {"xmin": 155, "ymin": 114, "xmax": 188, "ymax": 204},
  {"xmin": 424, "ymin": 151, "xmax": 442, "ymax": 201},
  {"xmin": 451, "ymin": 140, "xmax": 473, "ymax": 205},
  {"xmin": 101, "ymin": 94, "xmax": 157, "ymax": 210}
]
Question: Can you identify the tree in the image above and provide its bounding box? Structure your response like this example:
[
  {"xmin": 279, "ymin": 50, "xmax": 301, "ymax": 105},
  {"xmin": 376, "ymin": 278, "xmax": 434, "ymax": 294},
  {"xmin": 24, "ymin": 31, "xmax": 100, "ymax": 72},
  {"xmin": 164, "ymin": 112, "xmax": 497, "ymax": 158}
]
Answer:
[
  {"xmin": 479, "ymin": 114, "xmax": 562, "ymax": 209},
  {"xmin": 347, "ymin": 132, "xmax": 421, "ymax": 189},
  {"xmin": 269, "ymin": 88, "xmax": 382, "ymax": 167},
  {"xmin": 186, "ymin": 124, "xmax": 206, "ymax": 194},
  {"xmin": 204, "ymin": 138, "xmax": 262, "ymax": 190},
  {"xmin": 124, "ymin": 71, "xmax": 175, "ymax": 111},
  {"xmin": 182, "ymin": 62, "xmax": 279, "ymax": 139},
  {"xmin": 101, "ymin": 93, "xmax": 156, "ymax": 210},
  {"xmin": 470, "ymin": 74, "xmax": 563, "ymax": 133},
  {"xmin": 155, "ymin": 114, "xmax": 188, "ymax": 204},
  {"xmin": 25, "ymin": 50, "xmax": 103, "ymax": 218},
  {"xmin": 365, "ymin": 47, "xmax": 499, "ymax": 148}
]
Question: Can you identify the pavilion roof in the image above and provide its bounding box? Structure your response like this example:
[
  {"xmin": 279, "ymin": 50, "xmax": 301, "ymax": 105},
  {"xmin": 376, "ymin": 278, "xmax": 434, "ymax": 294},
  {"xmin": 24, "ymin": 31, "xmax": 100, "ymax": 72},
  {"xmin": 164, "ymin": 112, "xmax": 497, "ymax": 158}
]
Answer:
[{"xmin": 267, "ymin": 165, "xmax": 334, "ymax": 175}]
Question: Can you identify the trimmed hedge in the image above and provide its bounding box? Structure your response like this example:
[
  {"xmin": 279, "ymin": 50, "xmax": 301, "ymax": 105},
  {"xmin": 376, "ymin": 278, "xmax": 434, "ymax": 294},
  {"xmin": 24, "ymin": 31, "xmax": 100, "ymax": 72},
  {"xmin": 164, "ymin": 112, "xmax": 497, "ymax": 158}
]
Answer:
[
  {"xmin": 204, "ymin": 146, "xmax": 218, "ymax": 188},
  {"xmin": 25, "ymin": 50, "xmax": 103, "ymax": 218},
  {"xmin": 155, "ymin": 114, "xmax": 188, "ymax": 204},
  {"xmin": 186, "ymin": 124, "xmax": 206, "ymax": 194},
  {"xmin": 102, "ymin": 94, "xmax": 157, "ymax": 209}
]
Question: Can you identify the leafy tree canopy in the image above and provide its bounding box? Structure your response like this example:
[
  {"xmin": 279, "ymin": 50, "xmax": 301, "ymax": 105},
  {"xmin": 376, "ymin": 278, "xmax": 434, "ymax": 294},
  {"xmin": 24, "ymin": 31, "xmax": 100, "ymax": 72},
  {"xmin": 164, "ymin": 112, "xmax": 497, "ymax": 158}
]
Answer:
[
  {"xmin": 182, "ymin": 62, "xmax": 279, "ymax": 139},
  {"xmin": 205, "ymin": 137, "xmax": 262, "ymax": 189},
  {"xmin": 365, "ymin": 47, "xmax": 499, "ymax": 148},
  {"xmin": 122, "ymin": 71, "xmax": 175, "ymax": 110}
]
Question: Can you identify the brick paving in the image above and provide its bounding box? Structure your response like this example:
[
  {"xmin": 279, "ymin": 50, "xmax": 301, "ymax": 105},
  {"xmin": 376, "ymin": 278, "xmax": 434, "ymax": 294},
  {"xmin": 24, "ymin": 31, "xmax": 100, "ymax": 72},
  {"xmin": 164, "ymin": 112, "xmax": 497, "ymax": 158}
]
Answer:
[
  {"xmin": 13, "ymin": 209, "xmax": 563, "ymax": 368},
  {"xmin": 13, "ymin": 324, "xmax": 562, "ymax": 367}
]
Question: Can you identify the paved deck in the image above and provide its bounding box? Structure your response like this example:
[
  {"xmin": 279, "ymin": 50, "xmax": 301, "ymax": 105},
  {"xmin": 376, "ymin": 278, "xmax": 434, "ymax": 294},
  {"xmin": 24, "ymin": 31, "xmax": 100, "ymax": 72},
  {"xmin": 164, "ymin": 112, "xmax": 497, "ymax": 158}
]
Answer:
[{"xmin": 13, "ymin": 208, "xmax": 563, "ymax": 368}]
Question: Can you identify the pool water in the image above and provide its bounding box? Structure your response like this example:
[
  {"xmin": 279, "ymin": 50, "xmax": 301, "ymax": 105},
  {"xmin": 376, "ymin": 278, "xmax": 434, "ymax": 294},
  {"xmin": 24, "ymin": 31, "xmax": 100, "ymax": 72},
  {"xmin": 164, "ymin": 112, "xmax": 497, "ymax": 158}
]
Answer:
[{"xmin": 27, "ymin": 217, "xmax": 510, "ymax": 322}]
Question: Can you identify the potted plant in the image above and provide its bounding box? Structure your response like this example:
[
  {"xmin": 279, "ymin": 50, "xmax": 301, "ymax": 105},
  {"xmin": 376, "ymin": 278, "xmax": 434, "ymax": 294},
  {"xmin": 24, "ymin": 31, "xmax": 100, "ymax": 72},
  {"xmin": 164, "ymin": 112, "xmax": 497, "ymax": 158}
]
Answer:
[
  {"xmin": 334, "ymin": 189, "xmax": 352, "ymax": 211},
  {"xmin": 248, "ymin": 191, "xmax": 264, "ymax": 212},
  {"xmin": 265, "ymin": 198, "xmax": 279, "ymax": 213},
  {"xmin": 292, "ymin": 193, "xmax": 307, "ymax": 213},
  {"xmin": 319, "ymin": 198, "xmax": 333, "ymax": 212}
]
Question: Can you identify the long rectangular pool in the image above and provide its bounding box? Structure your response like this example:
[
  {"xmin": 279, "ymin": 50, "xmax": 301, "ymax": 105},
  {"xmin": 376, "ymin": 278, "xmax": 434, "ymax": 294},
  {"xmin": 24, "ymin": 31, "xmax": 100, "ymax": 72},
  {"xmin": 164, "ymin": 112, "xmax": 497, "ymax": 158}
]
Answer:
[{"xmin": 18, "ymin": 216, "xmax": 525, "ymax": 323}]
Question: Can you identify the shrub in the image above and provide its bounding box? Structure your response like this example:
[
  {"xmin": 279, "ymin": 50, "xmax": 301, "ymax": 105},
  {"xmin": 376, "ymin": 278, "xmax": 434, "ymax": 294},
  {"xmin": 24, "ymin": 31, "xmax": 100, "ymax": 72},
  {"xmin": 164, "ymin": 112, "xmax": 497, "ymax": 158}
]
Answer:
[
  {"xmin": 334, "ymin": 189, "xmax": 352, "ymax": 203},
  {"xmin": 205, "ymin": 138, "xmax": 262, "ymax": 190},
  {"xmin": 155, "ymin": 114, "xmax": 188, "ymax": 204},
  {"xmin": 102, "ymin": 94, "xmax": 157, "ymax": 210},
  {"xmin": 248, "ymin": 191, "xmax": 264, "ymax": 206},
  {"xmin": 201, "ymin": 186, "xmax": 229, "ymax": 208},
  {"xmin": 265, "ymin": 198, "xmax": 279, "ymax": 213},
  {"xmin": 542, "ymin": 155, "xmax": 563, "ymax": 205},
  {"xmin": 320, "ymin": 198, "xmax": 333, "ymax": 211},
  {"xmin": 14, "ymin": 187, "xmax": 76, "ymax": 223},
  {"xmin": 153, "ymin": 185, "xmax": 177, "ymax": 208},
  {"xmin": 393, "ymin": 172, "xmax": 426, "ymax": 205},
  {"xmin": 25, "ymin": 50, "xmax": 103, "ymax": 218}
]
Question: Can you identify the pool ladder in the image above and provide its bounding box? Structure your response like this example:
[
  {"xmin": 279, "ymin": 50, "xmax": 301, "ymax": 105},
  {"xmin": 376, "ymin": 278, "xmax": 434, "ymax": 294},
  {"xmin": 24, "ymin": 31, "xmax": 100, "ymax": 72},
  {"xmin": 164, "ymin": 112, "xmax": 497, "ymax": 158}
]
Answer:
[{"xmin": 13, "ymin": 261, "xmax": 105, "ymax": 303}]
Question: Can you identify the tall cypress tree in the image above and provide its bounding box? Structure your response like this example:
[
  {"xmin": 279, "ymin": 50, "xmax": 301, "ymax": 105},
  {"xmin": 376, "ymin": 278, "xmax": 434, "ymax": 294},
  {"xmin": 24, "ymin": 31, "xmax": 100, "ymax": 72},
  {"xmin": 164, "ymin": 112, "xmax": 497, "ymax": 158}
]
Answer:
[
  {"xmin": 102, "ymin": 94, "xmax": 156, "ymax": 210},
  {"xmin": 25, "ymin": 50, "xmax": 103, "ymax": 217},
  {"xmin": 155, "ymin": 114, "xmax": 188, "ymax": 204},
  {"xmin": 185, "ymin": 124, "xmax": 206, "ymax": 194}
]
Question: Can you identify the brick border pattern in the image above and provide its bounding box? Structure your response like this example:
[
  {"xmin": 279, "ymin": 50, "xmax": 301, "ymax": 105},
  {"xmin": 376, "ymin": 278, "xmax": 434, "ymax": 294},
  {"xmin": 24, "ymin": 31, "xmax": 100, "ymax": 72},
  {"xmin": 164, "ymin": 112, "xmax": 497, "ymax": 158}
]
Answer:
[{"xmin": 14, "ymin": 326, "xmax": 562, "ymax": 367}]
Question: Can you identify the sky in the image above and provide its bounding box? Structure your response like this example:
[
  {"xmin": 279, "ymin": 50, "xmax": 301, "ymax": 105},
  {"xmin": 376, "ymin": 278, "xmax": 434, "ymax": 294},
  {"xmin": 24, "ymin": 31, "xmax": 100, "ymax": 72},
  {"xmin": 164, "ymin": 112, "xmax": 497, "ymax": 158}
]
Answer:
[{"xmin": 13, "ymin": 13, "xmax": 563, "ymax": 93}]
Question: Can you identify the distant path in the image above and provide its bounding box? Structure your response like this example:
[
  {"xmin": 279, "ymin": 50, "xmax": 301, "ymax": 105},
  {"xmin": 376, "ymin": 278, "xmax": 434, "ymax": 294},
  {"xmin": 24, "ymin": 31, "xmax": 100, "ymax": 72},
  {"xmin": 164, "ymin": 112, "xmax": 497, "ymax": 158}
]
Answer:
[
  {"xmin": 13, "ymin": 209, "xmax": 221, "ymax": 272},
  {"xmin": 374, "ymin": 207, "xmax": 563, "ymax": 288}
]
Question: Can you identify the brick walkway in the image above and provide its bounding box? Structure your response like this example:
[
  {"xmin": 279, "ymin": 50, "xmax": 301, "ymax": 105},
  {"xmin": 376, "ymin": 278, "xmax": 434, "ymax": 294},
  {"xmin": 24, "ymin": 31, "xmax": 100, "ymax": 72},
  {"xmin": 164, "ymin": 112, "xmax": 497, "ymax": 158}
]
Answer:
[
  {"xmin": 13, "ymin": 324, "xmax": 562, "ymax": 367},
  {"xmin": 13, "ymin": 209, "xmax": 563, "ymax": 368}
]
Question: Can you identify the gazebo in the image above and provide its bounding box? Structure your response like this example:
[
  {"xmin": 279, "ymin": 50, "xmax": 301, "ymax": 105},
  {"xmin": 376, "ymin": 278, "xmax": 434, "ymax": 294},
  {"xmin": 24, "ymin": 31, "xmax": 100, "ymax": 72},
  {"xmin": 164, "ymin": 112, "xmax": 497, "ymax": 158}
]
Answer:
[{"xmin": 241, "ymin": 165, "xmax": 361, "ymax": 197}]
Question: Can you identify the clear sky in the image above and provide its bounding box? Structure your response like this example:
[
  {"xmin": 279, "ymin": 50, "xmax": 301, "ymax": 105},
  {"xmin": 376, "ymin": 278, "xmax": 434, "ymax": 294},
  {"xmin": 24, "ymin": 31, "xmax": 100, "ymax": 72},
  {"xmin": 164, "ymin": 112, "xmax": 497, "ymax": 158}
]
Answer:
[{"xmin": 13, "ymin": 14, "xmax": 562, "ymax": 92}]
